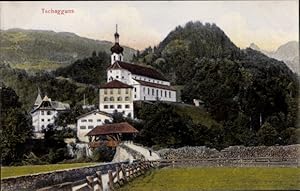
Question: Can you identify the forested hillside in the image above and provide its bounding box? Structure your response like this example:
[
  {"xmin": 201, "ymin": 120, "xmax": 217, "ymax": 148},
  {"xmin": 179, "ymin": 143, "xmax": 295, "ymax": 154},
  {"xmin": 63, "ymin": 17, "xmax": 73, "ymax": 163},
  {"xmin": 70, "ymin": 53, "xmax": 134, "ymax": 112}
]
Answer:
[
  {"xmin": 0, "ymin": 28, "xmax": 135, "ymax": 71},
  {"xmin": 0, "ymin": 64, "xmax": 97, "ymax": 111},
  {"xmin": 134, "ymin": 21, "xmax": 299, "ymax": 147},
  {"xmin": 55, "ymin": 51, "xmax": 110, "ymax": 85}
]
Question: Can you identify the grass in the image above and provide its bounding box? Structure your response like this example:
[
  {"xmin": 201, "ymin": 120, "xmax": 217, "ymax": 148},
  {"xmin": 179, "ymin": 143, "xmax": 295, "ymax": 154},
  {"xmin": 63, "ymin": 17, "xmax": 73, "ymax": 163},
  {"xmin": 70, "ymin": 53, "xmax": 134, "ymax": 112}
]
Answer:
[
  {"xmin": 118, "ymin": 167, "xmax": 300, "ymax": 191},
  {"xmin": 1, "ymin": 162, "xmax": 97, "ymax": 179}
]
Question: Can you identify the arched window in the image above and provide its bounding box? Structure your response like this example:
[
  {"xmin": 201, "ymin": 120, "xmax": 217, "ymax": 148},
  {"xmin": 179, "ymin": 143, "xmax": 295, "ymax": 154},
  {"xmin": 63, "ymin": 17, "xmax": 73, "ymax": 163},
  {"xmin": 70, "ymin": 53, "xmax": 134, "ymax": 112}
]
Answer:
[
  {"xmin": 47, "ymin": 111, "xmax": 51, "ymax": 115},
  {"xmin": 117, "ymin": 97, "xmax": 122, "ymax": 101},
  {"xmin": 110, "ymin": 97, "xmax": 114, "ymax": 101},
  {"xmin": 104, "ymin": 97, "xmax": 108, "ymax": 101},
  {"xmin": 125, "ymin": 96, "xmax": 129, "ymax": 101}
]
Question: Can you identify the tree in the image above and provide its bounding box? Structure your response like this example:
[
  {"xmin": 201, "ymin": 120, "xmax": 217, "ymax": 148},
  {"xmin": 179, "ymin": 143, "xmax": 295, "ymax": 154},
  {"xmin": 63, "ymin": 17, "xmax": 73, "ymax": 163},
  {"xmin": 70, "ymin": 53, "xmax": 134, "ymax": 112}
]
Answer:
[
  {"xmin": 257, "ymin": 122, "xmax": 278, "ymax": 146},
  {"xmin": 0, "ymin": 86, "xmax": 33, "ymax": 165}
]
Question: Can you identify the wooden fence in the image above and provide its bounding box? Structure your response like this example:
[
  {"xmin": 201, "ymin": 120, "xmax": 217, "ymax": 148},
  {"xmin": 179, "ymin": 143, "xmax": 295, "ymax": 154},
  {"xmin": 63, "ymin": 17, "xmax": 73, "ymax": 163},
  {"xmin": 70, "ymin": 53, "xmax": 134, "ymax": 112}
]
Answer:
[{"xmin": 76, "ymin": 160, "xmax": 154, "ymax": 191}]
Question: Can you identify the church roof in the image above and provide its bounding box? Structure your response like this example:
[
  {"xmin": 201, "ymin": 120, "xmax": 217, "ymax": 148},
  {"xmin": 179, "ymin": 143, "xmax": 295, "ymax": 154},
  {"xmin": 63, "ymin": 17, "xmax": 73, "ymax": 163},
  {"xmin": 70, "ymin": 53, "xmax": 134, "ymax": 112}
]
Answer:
[
  {"xmin": 135, "ymin": 80, "xmax": 176, "ymax": 91},
  {"xmin": 100, "ymin": 80, "xmax": 133, "ymax": 89},
  {"xmin": 86, "ymin": 122, "xmax": 138, "ymax": 136},
  {"xmin": 111, "ymin": 43, "xmax": 124, "ymax": 54},
  {"xmin": 108, "ymin": 61, "xmax": 168, "ymax": 81}
]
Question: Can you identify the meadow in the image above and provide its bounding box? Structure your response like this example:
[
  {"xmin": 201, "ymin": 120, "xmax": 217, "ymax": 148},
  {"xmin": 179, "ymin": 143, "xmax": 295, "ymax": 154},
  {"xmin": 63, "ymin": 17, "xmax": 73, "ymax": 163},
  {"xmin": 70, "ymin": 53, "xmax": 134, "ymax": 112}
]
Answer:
[
  {"xmin": 1, "ymin": 163, "xmax": 97, "ymax": 179},
  {"xmin": 118, "ymin": 167, "xmax": 300, "ymax": 191}
]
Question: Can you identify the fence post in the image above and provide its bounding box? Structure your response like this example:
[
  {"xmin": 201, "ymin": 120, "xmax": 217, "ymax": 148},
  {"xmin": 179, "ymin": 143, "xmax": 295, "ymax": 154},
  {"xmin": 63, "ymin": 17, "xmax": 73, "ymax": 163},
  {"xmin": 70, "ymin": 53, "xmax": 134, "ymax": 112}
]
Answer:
[
  {"xmin": 121, "ymin": 164, "xmax": 127, "ymax": 182},
  {"xmin": 116, "ymin": 166, "xmax": 120, "ymax": 183},
  {"xmin": 96, "ymin": 171, "xmax": 103, "ymax": 191},
  {"xmin": 108, "ymin": 170, "xmax": 114, "ymax": 190},
  {"xmin": 86, "ymin": 176, "xmax": 94, "ymax": 191}
]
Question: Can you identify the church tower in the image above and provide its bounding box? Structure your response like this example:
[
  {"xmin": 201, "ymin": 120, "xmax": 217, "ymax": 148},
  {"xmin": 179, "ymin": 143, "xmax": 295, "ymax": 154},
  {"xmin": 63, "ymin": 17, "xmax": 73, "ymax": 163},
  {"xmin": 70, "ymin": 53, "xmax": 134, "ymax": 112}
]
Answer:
[{"xmin": 110, "ymin": 24, "xmax": 124, "ymax": 64}]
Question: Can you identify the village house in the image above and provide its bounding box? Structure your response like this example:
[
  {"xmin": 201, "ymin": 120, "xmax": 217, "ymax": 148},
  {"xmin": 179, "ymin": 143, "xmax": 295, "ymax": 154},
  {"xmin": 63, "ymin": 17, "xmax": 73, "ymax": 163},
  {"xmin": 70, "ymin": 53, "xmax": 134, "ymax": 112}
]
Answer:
[
  {"xmin": 31, "ymin": 92, "xmax": 70, "ymax": 138},
  {"xmin": 76, "ymin": 110, "xmax": 112, "ymax": 142}
]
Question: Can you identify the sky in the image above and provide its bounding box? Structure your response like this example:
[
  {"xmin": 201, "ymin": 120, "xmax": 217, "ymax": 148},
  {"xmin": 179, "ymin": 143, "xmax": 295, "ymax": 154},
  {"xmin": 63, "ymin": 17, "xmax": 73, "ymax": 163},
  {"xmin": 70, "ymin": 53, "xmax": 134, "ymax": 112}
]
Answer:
[{"xmin": 0, "ymin": 1, "xmax": 299, "ymax": 51}]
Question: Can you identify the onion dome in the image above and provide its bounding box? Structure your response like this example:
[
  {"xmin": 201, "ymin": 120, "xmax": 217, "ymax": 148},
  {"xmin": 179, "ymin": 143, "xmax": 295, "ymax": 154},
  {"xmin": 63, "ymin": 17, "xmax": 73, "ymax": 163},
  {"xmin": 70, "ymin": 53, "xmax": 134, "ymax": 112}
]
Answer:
[{"xmin": 111, "ymin": 43, "xmax": 124, "ymax": 54}]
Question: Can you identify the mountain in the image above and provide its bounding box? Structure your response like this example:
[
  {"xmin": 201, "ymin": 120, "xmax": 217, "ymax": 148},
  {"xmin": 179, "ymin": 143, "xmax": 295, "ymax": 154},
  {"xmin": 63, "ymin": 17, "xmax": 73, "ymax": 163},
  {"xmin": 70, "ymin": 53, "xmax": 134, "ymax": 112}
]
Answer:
[
  {"xmin": 248, "ymin": 41, "xmax": 299, "ymax": 74},
  {"xmin": 0, "ymin": 28, "xmax": 136, "ymax": 71},
  {"xmin": 134, "ymin": 21, "xmax": 298, "ymax": 142}
]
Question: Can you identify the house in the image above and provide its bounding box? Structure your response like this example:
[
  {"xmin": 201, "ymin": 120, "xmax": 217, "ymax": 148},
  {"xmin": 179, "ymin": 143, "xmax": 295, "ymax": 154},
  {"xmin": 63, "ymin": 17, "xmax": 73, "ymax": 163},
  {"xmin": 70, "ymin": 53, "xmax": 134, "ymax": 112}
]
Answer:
[
  {"xmin": 98, "ymin": 80, "xmax": 134, "ymax": 118},
  {"xmin": 105, "ymin": 26, "xmax": 177, "ymax": 103},
  {"xmin": 76, "ymin": 110, "xmax": 113, "ymax": 142},
  {"xmin": 31, "ymin": 93, "xmax": 70, "ymax": 138}
]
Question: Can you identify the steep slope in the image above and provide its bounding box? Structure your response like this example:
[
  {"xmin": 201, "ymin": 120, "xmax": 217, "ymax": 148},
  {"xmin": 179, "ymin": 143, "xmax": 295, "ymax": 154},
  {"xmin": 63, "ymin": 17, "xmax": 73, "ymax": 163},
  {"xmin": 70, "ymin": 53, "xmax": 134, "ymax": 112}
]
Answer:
[
  {"xmin": 0, "ymin": 28, "xmax": 136, "ymax": 71},
  {"xmin": 248, "ymin": 41, "xmax": 299, "ymax": 74}
]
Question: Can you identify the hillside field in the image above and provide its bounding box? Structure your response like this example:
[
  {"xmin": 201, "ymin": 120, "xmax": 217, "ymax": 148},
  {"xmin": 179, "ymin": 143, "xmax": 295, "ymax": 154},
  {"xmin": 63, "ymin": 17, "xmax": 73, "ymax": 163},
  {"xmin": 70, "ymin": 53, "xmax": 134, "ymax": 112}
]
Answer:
[{"xmin": 118, "ymin": 167, "xmax": 300, "ymax": 191}]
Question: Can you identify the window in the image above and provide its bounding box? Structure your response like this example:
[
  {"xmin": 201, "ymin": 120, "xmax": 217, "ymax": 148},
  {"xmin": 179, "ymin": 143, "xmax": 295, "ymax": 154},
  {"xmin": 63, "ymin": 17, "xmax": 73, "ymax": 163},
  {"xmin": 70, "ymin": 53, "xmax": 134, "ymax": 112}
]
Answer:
[
  {"xmin": 88, "ymin": 119, "xmax": 93, "ymax": 122},
  {"xmin": 117, "ymin": 97, "xmax": 122, "ymax": 101},
  {"xmin": 41, "ymin": 111, "xmax": 44, "ymax": 115},
  {"xmin": 47, "ymin": 111, "xmax": 51, "ymax": 115},
  {"xmin": 110, "ymin": 97, "xmax": 114, "ymax": 101},
  {"xmin": 113, "ymin": 55, "xmax": 116, "ymax": 61},
  {"xmin": 110, "ymin": 105, "xmax": 114, "ymax": 109},
  {"xmin": 134, "ymin": 94, "xmax": 136, "ymax": 98},
  {"xmin": 148, "ymin": 88, "xmax": 150, "ymax": 95},
  {"xmin": 169, "ymin": 91, "xmax": 171, "ymax": 98},
  {"xmin": 104, "ymin": 97, "xmax": 108, "ymax": 101},
  {"xmin": 152, "ymin": 89, "xmax": 154, "ymax": 96},
  {"xmin": 41, "ymin": 125, "xmax": 45, "ymax": 129},
  {"xmin": 116, "ymin": 75, "xmax": 119, "ymax": 79},
  {"xmin": 134, "ymin": 87, "xmax": 136, "ymax": 92},
  {"xmin": 41, "ymin": 119, "xmax": 44, "ymax": 122},
  {"xmin": 97, "ymin": 119, "xmax": 101, "ymax": 122},
  {"xmin": 165, "ymin": 91, "xmax": 167, "ymax": 97},
  {"xmin": 156, "ymin": 89, "xmax": 158, "ymax": 96},
  {"xmin": 118, "ymin": 89, "xmax": 121, "ymax": 94},
  {"xmin": 110, "ymin": 89, "xmax": 113, "ymax": 94},
  {"xmin": 117, "ymin": 105, "xmax": 122, "ymax": 109},
  {"xmin": 88, "ymin": 126, "xmax": 93, "ymax": 129},
  {"xmin": 125, "ymin": 96, "xmax": 129, "ymax": 101},
  {"xmin": 143, "ymin": 87, "xmax": 145, "ymax": 93},
  {"xmin": 125, "ymin": 89, "xmax": 129, "ymax": 94},
  {"xmin": 81, "ymin": 119, "xmax": 87, "ymax": 122},
  {"xmin": 161, "ymin": 90, "xmax": 163, "ymax": 96},
  {"xmin": 104, "ymin": 105, "xmax": 108, "ymax": 109},
  {"xmin": 48, "ymin": 119, "xmax": 50, "ymax": 122},
  {"xmin": 110, "ymin": 70, "xmax": 112, "ymax": 73},
  {"xmin": 104, "ymin": 89, "xmax": 107, "ymax": 95},
  {"xmin": 144, "ymin": 96, "xmax": 146, "ymax": 100},
  {"xmin": 125, "ymin": 105, "xmax": 130, "ymax": 109},
  {"xmin": 122, "ymin": 76, "xmax": 124, "ymax": 79},
  {"xmin": 80, "ymin": 126, "xmax": 86, "ymax": 129}
]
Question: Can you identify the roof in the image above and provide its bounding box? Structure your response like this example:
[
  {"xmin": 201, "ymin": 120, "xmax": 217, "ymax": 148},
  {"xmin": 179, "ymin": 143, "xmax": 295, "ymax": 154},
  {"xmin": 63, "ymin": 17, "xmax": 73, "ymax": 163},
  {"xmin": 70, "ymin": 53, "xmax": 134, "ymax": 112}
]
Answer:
[
  {"xmin": 111, "ymin": 43, "xmax": 124, "ymax": 54},
  {"xmin": 135, "ymin": 80, "xmax": 176, "ymax": 91},
  {"xmin": 108, "ymin": 61, "xmax": 168, "ymax": 81},
  {"xmin": 86, "ymin": 122, "xmax": 138, "ymax": 136},
  {"xmin": 31, "ymin": 96, "xmax": 70, "ymax": 113},
  {"xmin": 76, "ymin": 110, "xmax": 112, "ymax": 120},
  {"xmin": 100, "ymin": 80, "xmax": 133, "ymax": 89},
  {"xmin": 34, "ymin": 92, "xmax": 42, "ymax": 106}
]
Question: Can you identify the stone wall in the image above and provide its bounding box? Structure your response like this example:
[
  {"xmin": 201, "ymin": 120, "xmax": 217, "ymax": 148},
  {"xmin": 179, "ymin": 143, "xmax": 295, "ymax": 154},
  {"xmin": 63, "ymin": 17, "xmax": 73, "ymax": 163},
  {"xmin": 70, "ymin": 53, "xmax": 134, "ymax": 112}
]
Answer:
[
  {"xmin": 1, "ymin": 162, "xmax": 127, "ymax": 191},
  {"xmin": 158, "ymin": 144, "xmax": 300, "ymax": 160}
]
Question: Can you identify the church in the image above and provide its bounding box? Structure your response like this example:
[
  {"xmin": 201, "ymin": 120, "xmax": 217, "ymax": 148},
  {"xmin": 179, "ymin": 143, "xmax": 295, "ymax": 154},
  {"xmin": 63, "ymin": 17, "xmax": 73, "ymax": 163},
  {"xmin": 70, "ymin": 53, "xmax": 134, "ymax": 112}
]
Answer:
[{"xmin": 99, "ymin": 26, "xmax": 176, "ymax": 117}]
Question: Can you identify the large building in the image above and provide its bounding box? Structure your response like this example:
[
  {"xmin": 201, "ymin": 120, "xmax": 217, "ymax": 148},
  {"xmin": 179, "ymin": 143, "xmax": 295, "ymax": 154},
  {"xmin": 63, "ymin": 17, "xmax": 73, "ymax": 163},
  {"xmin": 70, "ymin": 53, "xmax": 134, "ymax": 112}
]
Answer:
[
  {"xmin": 31, "ymin": 93, "xmax": 70, "ymax": 138},
  {"xmin": 106, "ymin": 27, "xmax": 177, "ymax": 103},
  {"xmin": 76, "ymin": 110, "xmax": 112, "ymax": 142},
  {"xmin": 99, "ymin": 80, "xmax": 134, "ymax": 118}
]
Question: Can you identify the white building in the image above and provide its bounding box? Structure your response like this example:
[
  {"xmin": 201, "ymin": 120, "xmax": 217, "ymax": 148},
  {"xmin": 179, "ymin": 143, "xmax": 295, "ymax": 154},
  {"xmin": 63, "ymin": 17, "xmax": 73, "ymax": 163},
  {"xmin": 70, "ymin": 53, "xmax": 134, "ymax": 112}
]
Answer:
[
  {"xmin": 31, "ymin": 93, "xmax": 70, "ymax": 138},
  {"xmin": 106, "ymin": 27, "xmax": 177, "ymax": 103},
  {"xmin": 76, "ymin": 110, "xmax": 112, "ymax": 142},
  {"xmin": 99, "ymin": 80, "xmax": 134, "ymax": 118}
]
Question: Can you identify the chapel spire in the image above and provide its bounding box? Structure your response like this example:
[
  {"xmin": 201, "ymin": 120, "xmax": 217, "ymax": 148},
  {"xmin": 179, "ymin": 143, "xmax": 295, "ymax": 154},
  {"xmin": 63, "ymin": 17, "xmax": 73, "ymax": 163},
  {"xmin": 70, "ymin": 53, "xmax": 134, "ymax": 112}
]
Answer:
[{"xmin": 110, "ymin": 24, "xmax": 124, "ymax": 64}]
